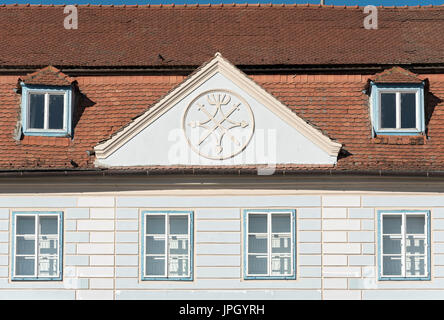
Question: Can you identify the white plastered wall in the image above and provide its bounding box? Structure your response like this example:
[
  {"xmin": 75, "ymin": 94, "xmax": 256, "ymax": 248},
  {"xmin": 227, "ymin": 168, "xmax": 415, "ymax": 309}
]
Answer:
[{"xmin": 0, "ymin": 182, "xmax": 444, "ymax": 300}]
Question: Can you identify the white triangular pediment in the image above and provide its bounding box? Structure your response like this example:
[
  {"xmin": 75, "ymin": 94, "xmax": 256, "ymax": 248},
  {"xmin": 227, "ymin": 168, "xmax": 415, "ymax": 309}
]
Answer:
[{"xmin": 94, "ymin": 53, "xmax": 341, "ymax": 167}]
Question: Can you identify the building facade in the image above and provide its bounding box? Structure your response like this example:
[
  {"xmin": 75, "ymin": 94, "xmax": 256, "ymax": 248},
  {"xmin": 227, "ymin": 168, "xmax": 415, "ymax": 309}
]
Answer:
[{"xmin": 0, "ymin": 4, "xmax": 444, "ymax": 300}]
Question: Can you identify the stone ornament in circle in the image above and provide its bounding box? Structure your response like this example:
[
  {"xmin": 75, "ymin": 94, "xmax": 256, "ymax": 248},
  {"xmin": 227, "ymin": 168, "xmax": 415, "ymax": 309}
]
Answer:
[{"xmin": 183, "ymin": 89, "xmax": 255, "ymax": 160}]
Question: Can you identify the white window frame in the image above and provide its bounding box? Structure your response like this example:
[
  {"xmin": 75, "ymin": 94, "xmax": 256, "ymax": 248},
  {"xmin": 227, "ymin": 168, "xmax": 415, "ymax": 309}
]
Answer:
[
  {"xmin": 12, "ymin": 212, "xmax": 62, "ymax": 280},
  {"xmin": 26, "ymin": 90, "xmax": 68, "ymax": 133},
  {"xmin": 379, "ymin": 210, "xmax": 430, "ymax": 280},
  {"xmin": 244, "ymin": 209, "xmax": 295, "ymax": 279},
  {"xmin": 142, "ymin": 211, "xmax": 193, "ymax": 280},
  {"xmin": 377, "ymin": 88, "xmax": 421, "ymax": 132}
]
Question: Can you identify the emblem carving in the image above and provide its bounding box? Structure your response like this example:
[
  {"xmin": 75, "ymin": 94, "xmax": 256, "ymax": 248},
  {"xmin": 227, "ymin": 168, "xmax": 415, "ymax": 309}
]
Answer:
[{"xmin": 183, "ymin": 89, "xmax": 255, "ymax": 160}]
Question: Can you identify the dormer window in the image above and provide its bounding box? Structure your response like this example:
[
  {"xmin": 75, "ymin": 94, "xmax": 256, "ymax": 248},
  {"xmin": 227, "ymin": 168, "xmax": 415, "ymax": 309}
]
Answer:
[
  {"xmin": 369, "ymin": 67, "xmax": 426, "ymax": 137},
  {"xmin": 21, "ymin": 86, "xmax": 72, "ymax": 136},
  {"xmin": 371, "ymin": 84, "xmax": 425, "ymax": 135},
  {"xmin": 18, "ymin": 66, "xmax": 74, "ymax": 137}
]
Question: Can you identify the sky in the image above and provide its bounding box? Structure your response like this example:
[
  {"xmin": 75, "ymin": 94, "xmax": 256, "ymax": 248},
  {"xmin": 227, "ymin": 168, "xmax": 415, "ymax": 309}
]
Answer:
[{"xmin": 0, "ymin": 0, "xmax": 443, "ymax": 7}]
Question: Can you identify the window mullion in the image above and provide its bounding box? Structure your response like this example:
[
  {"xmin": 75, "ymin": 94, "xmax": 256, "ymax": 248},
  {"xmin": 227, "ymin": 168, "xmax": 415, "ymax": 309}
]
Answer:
[{"xmin": 44, "ymin": 93, "xmax": 49, "ymax": 130}]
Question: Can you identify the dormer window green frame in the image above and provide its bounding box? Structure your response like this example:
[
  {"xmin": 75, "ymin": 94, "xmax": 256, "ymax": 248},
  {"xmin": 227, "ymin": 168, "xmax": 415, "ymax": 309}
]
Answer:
[
  {"xmin": 20, "ymin": 83, "xmax": 73, "ymax": 137},
  {"xmin": 370, "ymin": 82, "xmax": 425, "ymax": 136}
]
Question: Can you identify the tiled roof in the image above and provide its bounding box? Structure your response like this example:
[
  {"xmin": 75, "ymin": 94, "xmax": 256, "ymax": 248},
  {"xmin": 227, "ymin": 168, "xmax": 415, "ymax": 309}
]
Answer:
[
  {"xmin": 259, "ymin": 74, "xmax": 444, "ymax": 173},
  {"xmin": 1, "ymin": 5, "xmax": 444, "ymax": 175},
  {"xmin": 1, "ymin": 71, "xmax": 444, "ymax": 174},
  {"xmin": 0, "ymin": 75, "xmax": 181, "ymax": 170},
  {"xmin": 371, "ymin": 66, "xmax": 424, "ymax": 83},
  {"xmin": 20, "ymin": 66, "xmax": 74, "ymax": 86},
  {"xmin": 0, "ymin": 4, "xmax": 444, "ymax": 67}
]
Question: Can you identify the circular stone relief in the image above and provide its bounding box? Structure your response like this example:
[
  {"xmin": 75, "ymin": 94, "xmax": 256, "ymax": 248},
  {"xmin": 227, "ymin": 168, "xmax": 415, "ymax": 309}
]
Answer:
[{"xmin": 182, "ymin": 89, "xmax": 255, "ymax": 160}]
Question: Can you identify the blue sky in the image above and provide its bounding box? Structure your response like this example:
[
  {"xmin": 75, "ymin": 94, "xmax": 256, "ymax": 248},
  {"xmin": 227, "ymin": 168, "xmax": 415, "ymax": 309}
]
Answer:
[{"xmin": 0, "ymin": 0, "xmax": 443, "ymax": 7}]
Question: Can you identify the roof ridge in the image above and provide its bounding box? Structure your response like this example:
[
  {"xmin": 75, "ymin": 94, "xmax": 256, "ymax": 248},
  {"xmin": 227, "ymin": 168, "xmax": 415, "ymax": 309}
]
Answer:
[{"xmin": 0, "ymin": 3, "xmax": 444, "ymax": 9}]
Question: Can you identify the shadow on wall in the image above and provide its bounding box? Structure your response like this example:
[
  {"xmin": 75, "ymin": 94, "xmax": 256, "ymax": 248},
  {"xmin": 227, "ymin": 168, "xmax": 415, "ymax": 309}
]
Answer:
[
  {"xmin": 424, "ymin": 80, "xmax": 442, "ymax": 137},
  {"xmin": 72, "ymin": 83, "xmax": 96, "ymax": 137}
]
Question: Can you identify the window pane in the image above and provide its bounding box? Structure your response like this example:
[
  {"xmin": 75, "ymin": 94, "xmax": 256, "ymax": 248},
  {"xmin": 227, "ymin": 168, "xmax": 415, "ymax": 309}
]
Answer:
[
  {"xmin": 40, "ymin": 216, "xmax": 58, "ymax": 235},
  {"xmin": 382, "ymin": 256, "xmax": 402, "ymax": 276},
  {"xmin": 29, "ymin": 93, "xmax": 45, "ymax": 129},
  {"xmin": 271, "ymin": 255, "xmax": 291, "ymax": 275},
  {"xmin": 401, "ymin": 93, "xmax": 416, "ymax": 128},
  {"xmin": 271, "ymin": 234, "xmax": 291, "ymax": 254},
  {"xmin": 16, "ymin": 216, "xmax": 35, "ymax": 235},
  {"xmin": 169, "ymin": 236, "xmax": 188, "ymax": 255},
  {"xmin": 146, "ymin": 215, "xmax": 165, "ymax": 234},
  {"xmin": 146, "ymin": 256, "xmax": 165, "ymax": 276},
  {"xmin": 406, "ymin": 256, "xmax": 426, "ymax": 277},
  {"xmin": 248, "ymin": 255, "xmax": 267, "ymax": 275},
  {"xmin": 271, "ymin": 213, "xmax": 291, "ymax": 233},
  {"xmin": 406, "ymin": 215, "xmax": 425, "ymax": 234},
  {"xmin": 48, "ymin": 95, "xmax": 64, "ymax": 129},
  {"xmin": 16, "ymin": 256, "xmax": 35, "ymax": 276},
  {"xmin": 380, "ymin": 93, "xmax": 396, "ymax": 128},
  {"xmin": 406, "ymin": 236, "xmax": 425, "ymax": 255},
  {"xmin": 383, "ymin": 236, "xmax": 401, "ymax": 254},
  {"xmin": 168, "ymin": 256, "xmax": 189, "ymax": 277},
  {"xmin": 248, "ymin": 234, "xmax": 267, "ymax": 254},
  {"xmin": 382, "ymin": 215, "xmax": 402, "ymax": 234},
  {"xmin": 248, "ymin": 214, "xmax": 267, "ymax": 233},
  {"xmin": 38, "ymin": 256, "xmax": 58, "ymax": 277},
  {"xmin": 39, "ymin": 237, "xmax": 58, "ymax": 255},
  {"xmin": 169, "ymin": 215, "xmax": 188, "ymax": 235},
  {"xmin": 146, "ymin": 236, "xmax": 165, "ymax": 254},
  {"xmin": 16, "ymin": 236, "xmax": 35, "ymax": 255}
]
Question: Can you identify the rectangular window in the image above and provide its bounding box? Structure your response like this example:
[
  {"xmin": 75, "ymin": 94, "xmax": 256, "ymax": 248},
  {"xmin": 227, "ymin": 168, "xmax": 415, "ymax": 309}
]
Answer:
[
  {"xmin": 12, "ymin": 211, "xmax": 63, "ymax": 280},
  {"xmin": 21, "ymin": 84, "xmax": 73, "ymax": 137},
  {"xmin": 378, "ymin": 90, "xmax": 420, "ymax": 130},
  {"xmin": 28, "ymin": 92, "xmax": 66, "ymax": 131},
  {"xmin": 378, "ymin": 210, "xmax": 430, "ymax": 280},
  {"xmin": 244, "ymin": 209, "xmax": 296, "ymax": 280},
  {"xmin": 142, "ymin": 210, "xmax": 193, "ymax": 280}
]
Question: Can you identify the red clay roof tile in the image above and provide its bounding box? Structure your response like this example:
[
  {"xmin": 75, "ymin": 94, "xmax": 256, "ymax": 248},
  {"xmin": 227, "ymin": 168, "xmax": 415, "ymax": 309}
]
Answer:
[
  {"xmin": 0, "ymin": 5, "xmax": 444, "ymax": 67},
  {"xmin": 20, "ymin": 66, "xmax": 74, "ymax": 86},
  {"xmin": 0, "ymin": 69, "xmax": 443, "ymax": 173},
  {"xmin": 0, "ymin": 6, "xmax": 444, "ymax": 174},
  {"xmin": 371, "ymin": 66, "xmax": 423, "ymax": 83}
]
